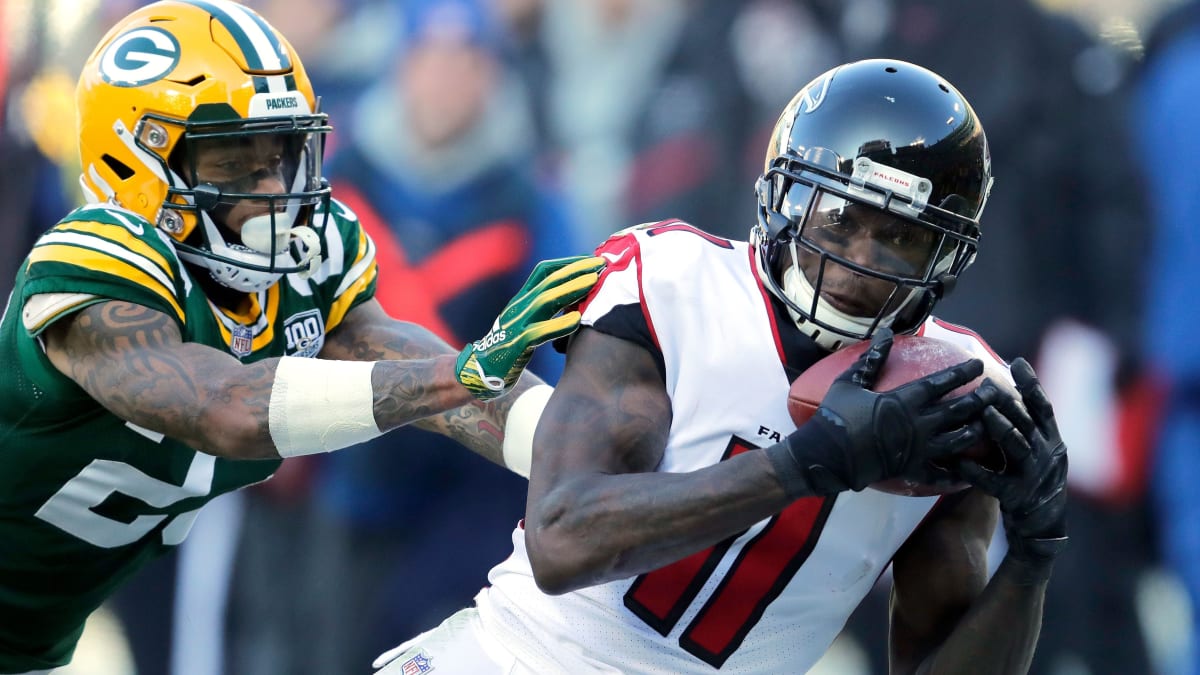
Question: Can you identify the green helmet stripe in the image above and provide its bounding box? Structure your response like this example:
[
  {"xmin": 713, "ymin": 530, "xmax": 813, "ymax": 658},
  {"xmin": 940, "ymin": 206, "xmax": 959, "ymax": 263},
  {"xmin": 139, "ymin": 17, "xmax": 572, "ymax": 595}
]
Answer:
[{"xmin": 180, "ymin": 0, "xmax": 292, "ymax": 71}]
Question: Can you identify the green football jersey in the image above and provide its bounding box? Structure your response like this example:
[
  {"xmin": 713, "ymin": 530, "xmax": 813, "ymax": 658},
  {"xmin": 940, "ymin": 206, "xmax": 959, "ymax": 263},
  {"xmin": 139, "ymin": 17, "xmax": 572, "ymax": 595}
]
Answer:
[{"xmin": 0, "ymin": 200, "xmax": 377, "ymax": 672}]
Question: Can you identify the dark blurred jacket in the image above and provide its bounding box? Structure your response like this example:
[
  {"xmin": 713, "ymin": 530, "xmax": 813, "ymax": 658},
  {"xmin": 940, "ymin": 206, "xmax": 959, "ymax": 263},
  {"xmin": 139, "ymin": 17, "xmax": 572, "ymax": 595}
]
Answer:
[
  {"xmin": 621, "ymin": 0, "xmax": 756, "ymax": 240},
  {"xmin": 846, "ymin": 0, "xmax": 1146, "ymax": 363}
]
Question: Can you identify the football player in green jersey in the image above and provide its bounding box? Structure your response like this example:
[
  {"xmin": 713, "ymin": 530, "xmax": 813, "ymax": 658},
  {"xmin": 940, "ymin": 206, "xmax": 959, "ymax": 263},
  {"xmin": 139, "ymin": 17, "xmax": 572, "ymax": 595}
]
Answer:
[{"xmin": 0, "ymin": 1, "xmax": 601, "ymax": 672}]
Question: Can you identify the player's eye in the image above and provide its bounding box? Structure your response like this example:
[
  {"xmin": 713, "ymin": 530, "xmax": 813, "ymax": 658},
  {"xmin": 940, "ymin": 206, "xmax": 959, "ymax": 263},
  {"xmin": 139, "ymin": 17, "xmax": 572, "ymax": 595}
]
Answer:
[{"xmin": 881, "ymin": 222, "xmax": 931, "ymax": 250}]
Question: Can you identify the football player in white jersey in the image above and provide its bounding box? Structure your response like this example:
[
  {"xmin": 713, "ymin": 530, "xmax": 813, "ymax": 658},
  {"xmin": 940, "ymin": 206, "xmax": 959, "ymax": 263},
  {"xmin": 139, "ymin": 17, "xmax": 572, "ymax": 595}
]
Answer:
[{"xmin": 376, "ymin": 59, "xmax": 1068, "ymax": 675}]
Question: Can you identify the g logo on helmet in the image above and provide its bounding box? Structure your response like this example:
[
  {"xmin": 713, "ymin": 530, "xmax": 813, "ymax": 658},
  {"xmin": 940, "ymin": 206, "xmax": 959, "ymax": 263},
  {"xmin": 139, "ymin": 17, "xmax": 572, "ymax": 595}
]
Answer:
[{"xmin": 99, "ymin": 27, "xmax": 181, "ymax": 88}]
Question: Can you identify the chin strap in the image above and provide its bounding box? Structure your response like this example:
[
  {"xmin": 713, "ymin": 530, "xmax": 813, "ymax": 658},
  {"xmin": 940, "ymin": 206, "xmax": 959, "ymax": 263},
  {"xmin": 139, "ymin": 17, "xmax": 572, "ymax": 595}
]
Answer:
[{"xmin": 290, "ymin": 226, "xmax": 322, "ymax": 278}]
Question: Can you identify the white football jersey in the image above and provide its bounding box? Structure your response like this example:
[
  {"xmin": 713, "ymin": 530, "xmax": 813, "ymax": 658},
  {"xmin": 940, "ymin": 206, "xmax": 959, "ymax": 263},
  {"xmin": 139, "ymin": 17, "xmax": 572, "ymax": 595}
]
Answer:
[{"xmin": 477, "ymin": 221, "xmax": 1007, "ymax": 674}]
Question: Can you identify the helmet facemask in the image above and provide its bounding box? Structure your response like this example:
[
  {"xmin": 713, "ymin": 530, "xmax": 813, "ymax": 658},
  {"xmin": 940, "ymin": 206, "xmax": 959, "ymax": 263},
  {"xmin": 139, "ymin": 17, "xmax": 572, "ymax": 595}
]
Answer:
[
  {"xmin": 753, "ymin": 150, "xmax": 981, "ymax": 350},
  {"xmin": 154, "ymin": 110, "xmax": 333, "ymax": 294}
]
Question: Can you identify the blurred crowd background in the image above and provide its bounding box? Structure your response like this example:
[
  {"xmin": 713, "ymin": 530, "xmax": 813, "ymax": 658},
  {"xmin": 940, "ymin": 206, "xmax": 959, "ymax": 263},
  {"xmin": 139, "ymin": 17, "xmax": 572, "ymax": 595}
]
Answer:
[{"xmin": 3, "ymin": 0, "xmax": 1199, "ymax": 674}]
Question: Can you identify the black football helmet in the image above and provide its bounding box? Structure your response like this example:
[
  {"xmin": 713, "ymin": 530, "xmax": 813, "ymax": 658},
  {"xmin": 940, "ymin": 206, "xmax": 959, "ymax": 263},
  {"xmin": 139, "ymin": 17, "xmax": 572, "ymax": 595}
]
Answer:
[{"xmin": 751, "ymin": 59, "xmax": 993, "ymax": 350}]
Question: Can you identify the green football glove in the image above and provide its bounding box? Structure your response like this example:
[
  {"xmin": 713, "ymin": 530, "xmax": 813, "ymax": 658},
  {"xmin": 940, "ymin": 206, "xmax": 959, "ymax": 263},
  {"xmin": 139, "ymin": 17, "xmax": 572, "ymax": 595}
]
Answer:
[{"xmin": 456, "ymin": 255, "xmax": 606, "ymax": 400}]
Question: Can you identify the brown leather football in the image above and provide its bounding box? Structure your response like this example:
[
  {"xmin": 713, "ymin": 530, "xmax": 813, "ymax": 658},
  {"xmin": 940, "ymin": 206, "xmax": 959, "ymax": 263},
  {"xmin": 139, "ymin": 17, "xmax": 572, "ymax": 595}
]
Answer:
[{"xmin": 787, "ymin": 333, "xmax": 1012, "ymax": 497}]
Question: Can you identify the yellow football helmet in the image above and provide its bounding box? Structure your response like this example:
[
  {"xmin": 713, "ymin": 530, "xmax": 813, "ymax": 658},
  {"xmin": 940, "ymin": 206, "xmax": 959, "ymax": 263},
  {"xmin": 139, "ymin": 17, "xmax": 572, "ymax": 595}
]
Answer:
[{"xmin": 77, "ymin": 0, "xmax": 333, "ymax": 292}]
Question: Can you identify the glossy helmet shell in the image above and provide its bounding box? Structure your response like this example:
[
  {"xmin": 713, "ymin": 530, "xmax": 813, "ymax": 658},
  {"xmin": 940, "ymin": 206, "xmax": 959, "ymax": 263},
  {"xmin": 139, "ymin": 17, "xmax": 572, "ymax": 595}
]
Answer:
[{"xmin": 752, "ymin": 59, "xmax": 992, "ymax": 349}]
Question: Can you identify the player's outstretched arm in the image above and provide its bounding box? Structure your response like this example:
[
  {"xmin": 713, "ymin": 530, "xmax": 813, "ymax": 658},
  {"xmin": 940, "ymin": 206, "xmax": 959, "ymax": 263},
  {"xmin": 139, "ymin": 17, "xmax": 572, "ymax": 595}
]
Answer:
[
  {"xmin": 319, "ymin": 298, "xmax": 528, "ymax": 469},
  {"xmin": 887, "ymin": 358, "xmax": 1067, "ymax": 675},
  {"xmin": 41, "ymin": 300, "xmax": 469, "ymax": 460},
  {"xmin": 39, "ymin": 256, "xmax": 602, "ymax": 463},
  {"xmin": 319, "ymin": 255, "xmax": 605, "ymax": 469}
]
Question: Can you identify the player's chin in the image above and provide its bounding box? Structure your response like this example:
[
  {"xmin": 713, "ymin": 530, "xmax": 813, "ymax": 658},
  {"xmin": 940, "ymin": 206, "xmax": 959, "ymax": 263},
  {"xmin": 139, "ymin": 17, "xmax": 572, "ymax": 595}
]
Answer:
[{"xmin": 822, "ymin": 291, "xmax": 888, "ymax": 319}]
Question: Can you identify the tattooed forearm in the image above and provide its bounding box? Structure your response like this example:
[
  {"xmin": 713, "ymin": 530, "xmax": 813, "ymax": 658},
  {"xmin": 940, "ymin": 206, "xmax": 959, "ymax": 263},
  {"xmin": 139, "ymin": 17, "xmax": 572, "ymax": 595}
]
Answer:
[
  {"xmin": 325, "ymin": 299, "xmax": 539, "ymax": 467},
  {"xmin": 43, "ymin": 298, "xmax": 537, "ymax": 464},
  {"xmin": 414, "ymin": 396, "xmax": 508, "ymax": 466},
  {"xmin": 370, "ymin": 356, "xmax": 465, "ymax": 430},
  {"xmin": 45, "ymin": 301, "xmax": 280, "ymax": 458}
]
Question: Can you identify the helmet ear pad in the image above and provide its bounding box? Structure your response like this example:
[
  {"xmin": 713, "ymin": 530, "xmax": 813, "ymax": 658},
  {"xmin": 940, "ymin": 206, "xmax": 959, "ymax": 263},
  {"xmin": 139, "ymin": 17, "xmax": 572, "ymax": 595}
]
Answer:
[{"xmin": 755, "ymin": 174, "xmax": 793, "ymax": 241}]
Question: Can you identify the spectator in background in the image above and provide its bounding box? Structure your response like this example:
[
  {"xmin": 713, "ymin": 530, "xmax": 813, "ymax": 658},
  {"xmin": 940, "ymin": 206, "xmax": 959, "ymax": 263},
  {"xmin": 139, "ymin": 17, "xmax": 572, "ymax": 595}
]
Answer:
[
  {"xmin": 828, "ymin": 2, "xmax": 1156, "ymax": 674},
  {"xmin": 0, "ymin": 9, "xmax": 72, "ymax": 299},
  {"xmin": 514, "ymin": 0, "xmax": 840, "ymax": 244},
  {"xmin": 246, "ymin": 0, "xmax": 397, "ymax": 151},
  {"xmin": 492, "ymin": 0, "xmax": 553, "ymax": 150},
  {"xmin": 538, "ymin": 0, "xmax": 691, "ymax": 241},
  {"xmin": 623, "ymin": 0, "xmax": 845, "ymax": 242},
  {"xmin": 225, "ymin": 0, "xmax": 586, "ymax": 672},
  {"xmin": 618, "ymin": 0, "xmax": 755, "ymax": 240},
  {"xmin": 327, "ymin": 0, "xmax": 580, "ymax": 380},
  {"xmin": 1134, "ymin": 3, "xmax": 1200, "ymax": 674}
]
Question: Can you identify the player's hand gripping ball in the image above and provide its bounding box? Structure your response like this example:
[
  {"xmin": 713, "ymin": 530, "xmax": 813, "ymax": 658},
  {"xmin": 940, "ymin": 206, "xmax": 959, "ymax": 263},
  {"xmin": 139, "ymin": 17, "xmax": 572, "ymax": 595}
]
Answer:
[{"xmin": 788, "ymin": 334, "xmax": 1014, "ymax": 496}]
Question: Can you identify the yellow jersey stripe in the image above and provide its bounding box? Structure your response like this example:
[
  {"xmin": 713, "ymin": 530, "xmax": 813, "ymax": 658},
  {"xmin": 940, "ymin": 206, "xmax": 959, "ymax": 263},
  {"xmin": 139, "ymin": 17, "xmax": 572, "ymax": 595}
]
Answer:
[
  {"xmin": 58, "ymin": 222, "xmax": 176, "ymax": 281},
  {"xmin": 326, "ymin": 258, "xmax": 377, "ymax": 331},
  {"xmin": 254, "ymin": 284, "xmax": 279, "ymax": 350},
  {"xmin": 28, "ymin": 244, "xmax": 185, "ymax": 323},
  {"xmin": 334, "ymin": 230, "xmax": 377, "ymax": 297},
  {"xmin": 36, "ymin": 231, "xmax": 177, "ymax": 295}
]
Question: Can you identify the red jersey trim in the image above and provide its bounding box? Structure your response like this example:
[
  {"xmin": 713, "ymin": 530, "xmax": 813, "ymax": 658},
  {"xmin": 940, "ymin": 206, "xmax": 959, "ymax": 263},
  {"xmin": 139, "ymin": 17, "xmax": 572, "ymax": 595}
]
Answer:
[
  {"xmin": 749, "ymin": 246, "xmax": 787, "ymax": 363},
  {"xmin": 581, "ymin": 229, "xmax": 661, "ymax": 352}
]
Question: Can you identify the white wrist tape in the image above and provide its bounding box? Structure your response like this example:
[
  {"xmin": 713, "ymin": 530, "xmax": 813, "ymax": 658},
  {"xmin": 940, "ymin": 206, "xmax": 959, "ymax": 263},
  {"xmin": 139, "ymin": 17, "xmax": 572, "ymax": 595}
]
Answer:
[
  {"xmin": 502, "ymin": 384, "xmax": 554, "ymax": 478},
  {"xmin": 268, "ymin": 357, "xmax": 382, "ymax": 457}
]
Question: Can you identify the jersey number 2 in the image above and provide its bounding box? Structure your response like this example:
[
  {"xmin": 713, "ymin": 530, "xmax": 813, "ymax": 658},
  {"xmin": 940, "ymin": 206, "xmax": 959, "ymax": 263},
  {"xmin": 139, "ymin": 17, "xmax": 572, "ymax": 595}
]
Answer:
[
  {"xmin": 35, "ymin": 449, "xmax": 215, "ymax": 548},
  {"xmin": 623, "ymin": 437, "xmax": 834, "ymax": 668}
]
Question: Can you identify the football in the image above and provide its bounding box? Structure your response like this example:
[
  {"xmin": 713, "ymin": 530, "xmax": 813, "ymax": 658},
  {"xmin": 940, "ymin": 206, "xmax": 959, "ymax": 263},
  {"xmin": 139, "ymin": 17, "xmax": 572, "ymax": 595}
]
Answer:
[{"xmin": 787, "ymin": 333, "xmax": 1012, "ymax": 497}]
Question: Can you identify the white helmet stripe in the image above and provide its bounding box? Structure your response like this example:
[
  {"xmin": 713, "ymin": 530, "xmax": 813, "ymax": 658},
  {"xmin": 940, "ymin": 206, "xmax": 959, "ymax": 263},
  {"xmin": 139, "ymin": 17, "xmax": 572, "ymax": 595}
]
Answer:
[
  {"xmin": 113, "ymin": 119, "xmax": 167, "ymax": 184},
  {"xmin": 182, "ymin": 0, "xmax": 288, "ymax": 71},
  {"xmin": 87, "ymin": 164, "xmax": 115, "ymax": 201}
]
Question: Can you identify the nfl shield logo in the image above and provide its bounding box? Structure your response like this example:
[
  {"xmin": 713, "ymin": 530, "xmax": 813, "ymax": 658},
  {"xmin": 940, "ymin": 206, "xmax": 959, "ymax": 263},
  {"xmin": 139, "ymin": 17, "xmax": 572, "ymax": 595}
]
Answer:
[
  {"xmin": 400, "ymin": 651, "xmax": 433, "ymax": 674},
  {"xmin": 230, "ymin": 325, "xmax": 254, "ymax": 358}
]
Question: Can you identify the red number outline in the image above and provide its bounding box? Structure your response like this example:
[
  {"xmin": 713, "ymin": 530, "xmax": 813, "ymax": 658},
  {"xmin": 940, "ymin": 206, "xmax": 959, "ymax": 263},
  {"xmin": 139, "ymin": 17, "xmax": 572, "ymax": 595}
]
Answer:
[{"xmin": 624, "ymin": 436, "xmax": 834, "ymax": 668}]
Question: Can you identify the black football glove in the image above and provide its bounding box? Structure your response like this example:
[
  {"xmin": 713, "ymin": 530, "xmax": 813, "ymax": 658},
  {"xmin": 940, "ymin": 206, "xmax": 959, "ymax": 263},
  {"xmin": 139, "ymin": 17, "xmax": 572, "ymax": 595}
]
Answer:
[
  {"xmin": 956, "ymin": 358, "xmax": 1069, "ymax": 583},
  {"xmin": 768, "ymin": 328, "xmax": 995, "ymax": 497}
]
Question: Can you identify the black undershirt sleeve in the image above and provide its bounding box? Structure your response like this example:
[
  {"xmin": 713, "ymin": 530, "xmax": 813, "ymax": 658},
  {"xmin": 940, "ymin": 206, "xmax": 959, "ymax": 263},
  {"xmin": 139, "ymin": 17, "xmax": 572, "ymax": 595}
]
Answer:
[{"xmin": 557, "ymin": 303, "xmax": 666, "ymax": 383}]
